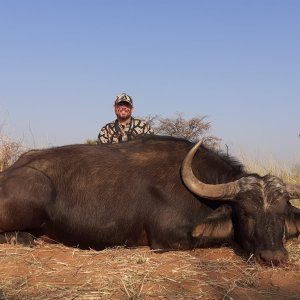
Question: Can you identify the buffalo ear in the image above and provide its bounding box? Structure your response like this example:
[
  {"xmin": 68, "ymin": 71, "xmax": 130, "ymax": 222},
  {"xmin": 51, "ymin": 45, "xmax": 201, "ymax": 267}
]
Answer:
[
  {"xmin": 192, "ymin": 205, "xmax": 233, "ymax": 240},
  {"xmin": 285, "ymin": 206, "xmax": 300, "ymax": 239},
  {"xmin": 286, "ymin": 184, "xmax": 300, "ymax": 199}
]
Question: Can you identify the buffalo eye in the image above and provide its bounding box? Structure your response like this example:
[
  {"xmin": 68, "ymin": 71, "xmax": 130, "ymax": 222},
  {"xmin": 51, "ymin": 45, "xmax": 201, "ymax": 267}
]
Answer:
[
  {"xmin": 239, "ymin": 207, "xmax": 256, "ymax": 220},
  {"xmin": 275, "ymin": 213, "xmax": 286, "ymax": 222}
]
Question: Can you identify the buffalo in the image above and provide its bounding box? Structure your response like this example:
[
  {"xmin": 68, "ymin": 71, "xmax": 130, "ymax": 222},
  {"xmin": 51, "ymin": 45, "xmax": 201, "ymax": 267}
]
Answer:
[{"xmin": 0, "ymin": 135, "xmax": 299, "ymax": 265}]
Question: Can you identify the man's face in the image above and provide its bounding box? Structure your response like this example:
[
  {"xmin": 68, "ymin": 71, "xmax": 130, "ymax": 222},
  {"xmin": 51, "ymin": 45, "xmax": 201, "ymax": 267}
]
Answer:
[{"xmin": 114, "ymin": 101, "xmax": 133, "ymax": 120}]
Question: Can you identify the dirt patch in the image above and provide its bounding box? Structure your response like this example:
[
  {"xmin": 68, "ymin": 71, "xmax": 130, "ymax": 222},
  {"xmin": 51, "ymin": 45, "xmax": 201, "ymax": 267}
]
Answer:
[{"xmin": 0, "ymin": 239, "xmax": 299, "ymax": 299}]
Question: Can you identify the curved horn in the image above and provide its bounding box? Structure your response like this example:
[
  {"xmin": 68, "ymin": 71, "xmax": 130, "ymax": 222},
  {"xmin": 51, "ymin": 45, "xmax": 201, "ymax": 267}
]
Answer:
[
  {"xmin": 286, "ymin": 184, "xmax": 300, "ymax": 199},
  {"xmin": 181, "ymin": 140, "xmax": 241, "ymax": 200}
]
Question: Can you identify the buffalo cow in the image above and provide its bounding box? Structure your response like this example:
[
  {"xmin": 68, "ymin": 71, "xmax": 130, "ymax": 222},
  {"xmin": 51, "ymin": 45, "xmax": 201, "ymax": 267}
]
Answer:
[{"xmin": 0, "ymin": 135, "xmax": 299, "ymax": 265}]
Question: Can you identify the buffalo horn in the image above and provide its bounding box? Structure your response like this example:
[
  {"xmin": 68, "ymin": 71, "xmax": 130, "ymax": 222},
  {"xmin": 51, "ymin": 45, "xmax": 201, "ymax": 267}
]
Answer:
[{"xmin": 181, "ymin": 140, "xmax": 241, "ymax": 200}]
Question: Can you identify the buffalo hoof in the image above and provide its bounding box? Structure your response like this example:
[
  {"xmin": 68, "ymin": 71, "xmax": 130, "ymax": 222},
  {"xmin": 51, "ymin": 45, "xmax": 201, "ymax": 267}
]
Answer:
[{"xmin": 0, "ymin": 232, "xmax": 35, "ymax": 247}]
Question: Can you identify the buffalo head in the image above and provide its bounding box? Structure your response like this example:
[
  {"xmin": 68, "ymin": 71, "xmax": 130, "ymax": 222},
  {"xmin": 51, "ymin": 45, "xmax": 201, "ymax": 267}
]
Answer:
[{"xmin": 181, "ymin": 141, "xmax": 300, "ymax": 266}]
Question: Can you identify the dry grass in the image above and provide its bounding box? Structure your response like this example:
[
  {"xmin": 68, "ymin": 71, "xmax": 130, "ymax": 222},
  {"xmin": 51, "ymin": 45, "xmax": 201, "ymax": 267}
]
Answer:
[
  {"xmin": 0, "ymin": 134, "xmax": 25, "ymax": 172},
  {"xmin": 238, "ymin": 151, "xmax": 300, "ymax": 184},
  {"xmin": 0, "ymin": 239, "xmax": 299, "ymax": 300}
]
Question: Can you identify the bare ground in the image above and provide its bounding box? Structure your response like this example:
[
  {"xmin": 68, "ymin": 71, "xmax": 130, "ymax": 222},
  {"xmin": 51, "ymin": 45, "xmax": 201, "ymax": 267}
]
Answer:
[{"xmin": 0, "ymin": 238, "xmax": 299, "ymax": 300}]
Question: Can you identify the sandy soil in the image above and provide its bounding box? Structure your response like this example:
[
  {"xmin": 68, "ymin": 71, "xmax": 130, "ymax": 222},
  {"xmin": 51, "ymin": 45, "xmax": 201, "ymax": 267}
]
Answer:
[{"xmin": 0, "ymin": 239, "xmax": 299, "ymax": 300}]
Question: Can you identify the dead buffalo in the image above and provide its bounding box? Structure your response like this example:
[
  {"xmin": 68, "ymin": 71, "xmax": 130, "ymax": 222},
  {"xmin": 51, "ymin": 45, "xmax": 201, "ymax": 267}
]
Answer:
[{"xmin": 0, "ymin": 135, "xmax": 299, "ymax": 265}]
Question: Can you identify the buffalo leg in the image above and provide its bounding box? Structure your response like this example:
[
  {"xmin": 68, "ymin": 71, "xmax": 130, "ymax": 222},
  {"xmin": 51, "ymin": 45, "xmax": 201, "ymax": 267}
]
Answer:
[
  {"xmin": 0, "ymin": 231, "xmax": 35, "ymax": 246},
  {"xmin": 0, "ymin": 166, "xmax": 54, "ymax": 245}
]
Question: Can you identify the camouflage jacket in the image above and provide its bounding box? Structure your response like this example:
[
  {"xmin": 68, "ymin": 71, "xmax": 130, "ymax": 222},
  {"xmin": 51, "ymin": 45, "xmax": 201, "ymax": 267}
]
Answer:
[{"xmin": 97, "ymin": 117, "xmax": 153, "ymax": 144}]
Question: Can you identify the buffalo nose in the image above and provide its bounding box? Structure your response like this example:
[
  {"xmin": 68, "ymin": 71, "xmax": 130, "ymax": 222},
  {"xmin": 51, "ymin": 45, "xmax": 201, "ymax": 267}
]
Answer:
[{"xmin": 258, "ymin": 250, "xmax": 288, "ymax": 266}]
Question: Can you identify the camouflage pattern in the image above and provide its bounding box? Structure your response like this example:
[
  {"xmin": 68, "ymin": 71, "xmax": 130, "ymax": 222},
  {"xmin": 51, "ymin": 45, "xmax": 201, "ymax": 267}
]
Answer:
[{"xmin": 97, "ymin": 117, "xmax": 153, "ymax": 144}]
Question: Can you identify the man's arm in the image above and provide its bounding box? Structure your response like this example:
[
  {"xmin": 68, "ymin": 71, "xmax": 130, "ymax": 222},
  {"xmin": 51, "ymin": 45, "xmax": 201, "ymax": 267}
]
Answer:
[
  {"xmin": 144, "ymin": 123, "xmax": 154, "ymax": 135},
  {"xmin": 132, "ymin": 119, "xmax": 154, "ymax": 136},
  {"xmin": 97, "ymin": 125, "xmax": 110, "ymax": 144}
]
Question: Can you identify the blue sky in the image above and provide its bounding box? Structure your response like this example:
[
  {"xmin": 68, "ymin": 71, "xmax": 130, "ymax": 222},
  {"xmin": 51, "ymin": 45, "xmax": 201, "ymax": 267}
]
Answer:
[{"xmin": 0, "ymin": 1, "xmax": 299, "ymax": 166}]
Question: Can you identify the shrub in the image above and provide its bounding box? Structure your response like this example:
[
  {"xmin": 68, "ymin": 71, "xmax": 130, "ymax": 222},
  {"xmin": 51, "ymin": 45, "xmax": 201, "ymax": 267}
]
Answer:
[{"xmin": 0, "ymin": 134, "xmax": 25, "ymax": 171}]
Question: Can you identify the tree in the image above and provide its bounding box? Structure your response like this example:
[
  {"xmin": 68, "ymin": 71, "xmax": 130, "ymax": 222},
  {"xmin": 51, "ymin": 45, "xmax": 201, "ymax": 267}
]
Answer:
[{"xmin": 142, "ymin": 113, "xmax": 221, "ymax": 149}]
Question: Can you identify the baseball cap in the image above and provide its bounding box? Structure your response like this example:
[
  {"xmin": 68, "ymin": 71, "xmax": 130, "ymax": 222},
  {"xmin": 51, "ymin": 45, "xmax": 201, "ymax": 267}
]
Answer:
[{"xmin": 114, "ymin": 93, "xmax": 133, "ymax": 106}]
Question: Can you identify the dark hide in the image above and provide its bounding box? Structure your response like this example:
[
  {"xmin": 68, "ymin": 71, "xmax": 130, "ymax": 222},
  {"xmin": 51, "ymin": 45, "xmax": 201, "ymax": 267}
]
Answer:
[
  {"xmin": 0, "ymin": 135, "xmax": 299, "ymax": 266},
  {"xmin": 285, "ymin": 206, "xmax": 300, "ymax": 238}
]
